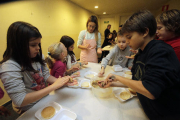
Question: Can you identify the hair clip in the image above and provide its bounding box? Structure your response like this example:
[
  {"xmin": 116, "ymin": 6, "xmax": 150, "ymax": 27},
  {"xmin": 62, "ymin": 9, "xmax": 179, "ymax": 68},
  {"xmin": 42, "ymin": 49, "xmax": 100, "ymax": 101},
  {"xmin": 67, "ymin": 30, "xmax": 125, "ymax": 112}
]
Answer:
[{"xmin": 48, "ymin": 52, "xmax": 51, "ymax": 55}]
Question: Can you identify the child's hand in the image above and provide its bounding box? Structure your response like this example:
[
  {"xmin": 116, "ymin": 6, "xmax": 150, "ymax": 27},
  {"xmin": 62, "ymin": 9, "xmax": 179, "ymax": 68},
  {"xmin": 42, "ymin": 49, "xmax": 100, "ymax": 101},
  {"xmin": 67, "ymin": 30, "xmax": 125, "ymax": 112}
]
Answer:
[
  {"xmin": 53, "ymin": 76, "xmax": 70, "ymax": 89},
  {"xmin": 98, "ymin": 68, "xmax": 105, "ymax": 77},
  {"xmin": 0, "ymin": 106, "xmax": 11, "ymax": 117},
  {"xmin": 71, "ymin": 64, "xmax": 80, "ymax": 72},
  {"xmin": 71, "ymin": 71, "xmax": 80, "ymax": 78},
  {"xmin": 97, "ymin": 81, "xmax": 112, "ymax": 88},
  {"xmin": 104, "ymin": 73, "xmax": 117, "ymax": 84}
]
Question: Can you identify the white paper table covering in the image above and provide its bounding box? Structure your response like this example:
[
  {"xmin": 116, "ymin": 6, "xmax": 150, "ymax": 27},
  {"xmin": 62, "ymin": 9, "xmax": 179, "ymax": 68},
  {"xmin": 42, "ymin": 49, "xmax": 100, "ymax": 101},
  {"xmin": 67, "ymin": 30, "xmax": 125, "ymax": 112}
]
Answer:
[{"xmin": 17, "ymin": 62, "xmax": 148, "ymax": 120}]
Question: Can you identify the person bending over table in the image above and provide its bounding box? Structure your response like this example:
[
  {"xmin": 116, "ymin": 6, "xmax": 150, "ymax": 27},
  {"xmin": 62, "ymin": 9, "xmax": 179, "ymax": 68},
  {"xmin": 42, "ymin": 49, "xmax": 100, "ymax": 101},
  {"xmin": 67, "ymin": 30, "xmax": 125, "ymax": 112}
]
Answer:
[{"xmin": 99, "ymin": 10, "xmax": 180, "ymax": 120}]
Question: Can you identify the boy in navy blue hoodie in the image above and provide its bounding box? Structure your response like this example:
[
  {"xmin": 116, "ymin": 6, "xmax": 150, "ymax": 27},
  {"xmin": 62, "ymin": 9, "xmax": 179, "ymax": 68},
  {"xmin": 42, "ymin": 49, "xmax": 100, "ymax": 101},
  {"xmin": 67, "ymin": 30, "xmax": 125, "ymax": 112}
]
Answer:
[{"xmin": 102, "ymin": 10, "xmax": 180, "ymax": 119}]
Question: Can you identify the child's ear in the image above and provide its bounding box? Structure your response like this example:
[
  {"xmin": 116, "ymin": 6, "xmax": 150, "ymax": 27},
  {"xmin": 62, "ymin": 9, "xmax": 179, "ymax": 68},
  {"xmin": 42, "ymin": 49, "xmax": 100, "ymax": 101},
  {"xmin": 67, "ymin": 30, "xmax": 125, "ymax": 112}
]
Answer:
[{"xmin": 143, "ymin": 28, "xmax": 149, "ymax": 37}]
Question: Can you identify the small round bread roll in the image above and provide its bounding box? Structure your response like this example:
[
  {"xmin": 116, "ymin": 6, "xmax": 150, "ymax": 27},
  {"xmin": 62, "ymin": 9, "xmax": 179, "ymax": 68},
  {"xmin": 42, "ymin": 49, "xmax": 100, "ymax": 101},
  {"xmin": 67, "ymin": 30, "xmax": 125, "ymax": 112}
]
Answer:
[
  {"xmin": 41, "ymin": 106, "xmax": 56, "ymax": 119},
  {"xmin": 120, "ymin": 91, "xmax": 131, "ymax": 100},
  {"xmin": 81, "ymin": 82, "xmax": 89, "ymax": 87},
  {"xmin": 128, "ymin": 88, "xmax": 137, "ymax": 95}
]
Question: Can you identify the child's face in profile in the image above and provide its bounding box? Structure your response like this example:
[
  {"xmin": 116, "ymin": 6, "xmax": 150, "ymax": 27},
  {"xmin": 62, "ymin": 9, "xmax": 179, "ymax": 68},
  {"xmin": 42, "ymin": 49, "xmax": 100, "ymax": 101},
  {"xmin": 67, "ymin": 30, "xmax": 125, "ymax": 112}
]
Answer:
[
  {"xmin": 124, "ymin": 32, "xmax": 145, "ymax": 50},
  {"xmin": 68, "ymin": 43, "xmax": 74, "ymax": 52},
  {"xmin": 156, "ymin": 23, "xmax": 176, "ymax": 41},
  {"xmin": 117, "ymin": 36, "xmax": 127, "ymax": 50},
  {"xmin": 29, "ymin": 37, "xmax": 41, "ymax": 58}
]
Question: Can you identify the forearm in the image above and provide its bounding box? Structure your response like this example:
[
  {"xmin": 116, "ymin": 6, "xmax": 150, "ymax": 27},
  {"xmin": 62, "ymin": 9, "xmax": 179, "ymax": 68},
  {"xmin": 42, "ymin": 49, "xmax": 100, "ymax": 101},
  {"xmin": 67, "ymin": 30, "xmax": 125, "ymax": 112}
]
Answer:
[
  {"xmin": 66, "ymin": 69, "xmax": 73, "ymax": 75},
  {"xmin": 110, "ymin": 82, "xmax": 127, "ymax": 87},
  {"xmin": 78, "ymin": 45, "xmax": 87, "ymax": 49},
  {"xmin": 21, "ymin": 84, "xmax": 56, "ymax": 107},
  {"xmin": 115, "ymin": 75, "xmax": 155, "ymax": 99},
  {"xmin": 46, "ymin": 76, "xmax": 57, "ymax": 84}
]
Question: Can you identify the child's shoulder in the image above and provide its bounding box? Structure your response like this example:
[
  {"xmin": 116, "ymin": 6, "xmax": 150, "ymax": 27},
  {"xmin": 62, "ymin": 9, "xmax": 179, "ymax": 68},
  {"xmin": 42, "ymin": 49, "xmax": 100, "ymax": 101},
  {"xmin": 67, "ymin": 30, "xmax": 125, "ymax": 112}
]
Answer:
[
  {"xmin": 0, "ymin": 59, "xmax": 21, "ymax": 73},
  {"xmin": 146, "ymin": 40, "xmax": 174, "ymax": 55}
]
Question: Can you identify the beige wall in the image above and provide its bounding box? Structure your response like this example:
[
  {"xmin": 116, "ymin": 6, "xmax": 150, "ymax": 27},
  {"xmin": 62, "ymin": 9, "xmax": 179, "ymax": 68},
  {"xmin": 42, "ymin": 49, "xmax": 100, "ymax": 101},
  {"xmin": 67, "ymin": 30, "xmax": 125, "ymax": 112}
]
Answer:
[
  {"xmin": 0, "ymin": 0, "xmax": 93, "ymax": 105},
  {"xmin": 155, "ymin": 0, "xmax": 180, "ymax": 16}
]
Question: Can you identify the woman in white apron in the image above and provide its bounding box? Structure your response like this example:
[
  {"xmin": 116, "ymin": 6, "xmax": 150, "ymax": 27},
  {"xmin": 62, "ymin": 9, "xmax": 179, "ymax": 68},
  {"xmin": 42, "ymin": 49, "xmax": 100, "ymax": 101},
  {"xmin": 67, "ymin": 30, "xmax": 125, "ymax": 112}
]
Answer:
[{"xmin": 77, "ymin": 15, "xmax": 102, "ymax": 63}]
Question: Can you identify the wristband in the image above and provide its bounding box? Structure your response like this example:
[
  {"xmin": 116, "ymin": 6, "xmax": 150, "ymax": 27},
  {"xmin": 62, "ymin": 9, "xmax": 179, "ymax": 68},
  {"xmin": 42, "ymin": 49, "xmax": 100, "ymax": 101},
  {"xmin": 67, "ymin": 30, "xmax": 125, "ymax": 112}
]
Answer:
[{"xmin": 79, "ymin": 62, "xmax": 82, "ymax": 66}]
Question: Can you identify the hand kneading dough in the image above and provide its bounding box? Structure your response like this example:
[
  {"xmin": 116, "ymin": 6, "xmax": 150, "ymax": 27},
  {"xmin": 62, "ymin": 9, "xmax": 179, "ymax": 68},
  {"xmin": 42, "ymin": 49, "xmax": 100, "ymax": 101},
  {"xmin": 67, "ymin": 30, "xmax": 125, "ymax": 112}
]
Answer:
[
  {"xmin": 120, "ymin": 91, "xmax": 131, "ymax": 100},
  {"xmin": 41, "ymin": 106, "xmax": 56, "ymax": 119},
  {"xmin": 86, "ymin": 74, "xmax": 94, "ymax": 78},
  {"xmin": 81, "ymin": 82, "xmax": 89, "ymax": 87}
]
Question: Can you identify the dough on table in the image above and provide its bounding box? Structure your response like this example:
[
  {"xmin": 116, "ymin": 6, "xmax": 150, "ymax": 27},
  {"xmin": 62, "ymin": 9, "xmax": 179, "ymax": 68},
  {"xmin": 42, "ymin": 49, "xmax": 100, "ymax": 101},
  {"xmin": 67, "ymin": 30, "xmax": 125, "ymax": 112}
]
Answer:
[
  {"xmin": 81, "ymin": 82, "xmax": 89, "ymax": 87},
  {"xmin": 125, "ymin": 71, "xmax": 132, "ymax": 75},
  {"xmin": 86, "ymin": 74, "xmax": 94, "ymax": 78},
  {"xmin": 41, "ymin": 106, "xmax": 56, "ymax": 119},
  {"xmin": 120, "ymin": 91, "xmax": 131, "ymax": 100}
]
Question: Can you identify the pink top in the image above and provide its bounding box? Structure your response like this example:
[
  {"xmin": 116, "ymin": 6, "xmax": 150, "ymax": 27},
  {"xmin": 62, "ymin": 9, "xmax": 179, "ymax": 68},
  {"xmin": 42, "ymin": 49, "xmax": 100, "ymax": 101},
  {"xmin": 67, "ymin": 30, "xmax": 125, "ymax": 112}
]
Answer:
[
  {"xmin": 50, "ymin": 60, "xmax": 67, "ymax": 78},
  {"xmin": 0, "ymin": 87, "xmax": 4, "ymax": 99}
]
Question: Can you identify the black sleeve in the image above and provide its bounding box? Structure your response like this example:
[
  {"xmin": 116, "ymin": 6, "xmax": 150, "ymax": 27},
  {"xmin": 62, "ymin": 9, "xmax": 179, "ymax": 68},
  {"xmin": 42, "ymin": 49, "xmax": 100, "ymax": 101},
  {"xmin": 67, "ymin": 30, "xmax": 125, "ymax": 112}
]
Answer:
[
  {"xmin": 142, "ymin": 46, "xmax": 180, "ymax": 99},
  {"xmin": 104, "ymin": 29, "xmax": 110, "ymax": 38}
]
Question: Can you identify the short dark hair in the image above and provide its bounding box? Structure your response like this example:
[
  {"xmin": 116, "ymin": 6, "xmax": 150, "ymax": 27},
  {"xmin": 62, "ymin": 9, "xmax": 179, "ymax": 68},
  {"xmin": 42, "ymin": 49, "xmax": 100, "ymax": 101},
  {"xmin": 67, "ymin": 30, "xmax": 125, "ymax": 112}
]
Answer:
[
  {"xmin": 60, "ymin": 35, "xmax": 75, "ymax": 55},
  {"xmin": 156, "ymin": 9, "xmax": 180, "ymax": 36},
  {"xmin": 107, "ymin": 24, "xmax": 111, "ymax": 27},
  {"xmin": 121, "ymin": 10, "xmax": 157, "ymax": 37},
  {"xmin": 119, "ymin": 25, "xmax": 123, "ymax": 27},
  {"xmin": 0, "ymin": 21, "xmax": 44, "ymax": 72}
]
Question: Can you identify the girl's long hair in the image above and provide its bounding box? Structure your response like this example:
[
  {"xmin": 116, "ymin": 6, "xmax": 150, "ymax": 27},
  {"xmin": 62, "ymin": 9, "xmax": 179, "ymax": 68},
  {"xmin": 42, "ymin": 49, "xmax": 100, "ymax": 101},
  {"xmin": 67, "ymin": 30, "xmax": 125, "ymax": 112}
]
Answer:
[
  {"xmin": 60, "ymin": 35, "xmax": 75, "ymax": 56},
  {"xmin": 0, "ymin": 21, "xmax": 44, "ymax": 72},
  {"xmin": 86, "ymin": 15, "xmax": 99, "ymax": 41}
]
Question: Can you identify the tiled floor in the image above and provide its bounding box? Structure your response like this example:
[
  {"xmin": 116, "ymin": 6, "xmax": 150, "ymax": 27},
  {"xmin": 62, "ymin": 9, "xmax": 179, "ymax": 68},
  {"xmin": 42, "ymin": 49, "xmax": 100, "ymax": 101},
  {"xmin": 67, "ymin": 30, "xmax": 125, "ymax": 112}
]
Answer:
[{"xmin": 0, "ymin": 101, "xmax": 19, "ymax": 120}]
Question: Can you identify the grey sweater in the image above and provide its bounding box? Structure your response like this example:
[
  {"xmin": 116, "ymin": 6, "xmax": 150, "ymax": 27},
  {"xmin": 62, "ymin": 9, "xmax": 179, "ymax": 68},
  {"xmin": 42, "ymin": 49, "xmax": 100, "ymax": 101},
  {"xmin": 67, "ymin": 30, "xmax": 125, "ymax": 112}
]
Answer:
[
  {"xmin": 101, "ymin": 45, "xmax": 133, "ymax": 68},
  {"xmin": 0, "ymin": 59, "xmax": 50, "ymax": 114}
]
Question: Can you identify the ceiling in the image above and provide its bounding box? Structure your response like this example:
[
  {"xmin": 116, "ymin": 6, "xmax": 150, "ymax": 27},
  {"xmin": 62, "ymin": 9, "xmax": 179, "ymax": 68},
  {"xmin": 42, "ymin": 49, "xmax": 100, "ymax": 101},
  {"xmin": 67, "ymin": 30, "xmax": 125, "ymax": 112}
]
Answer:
[{"xmin": 69, "ymin": 0, "xmax": 170, "ymax": 15}]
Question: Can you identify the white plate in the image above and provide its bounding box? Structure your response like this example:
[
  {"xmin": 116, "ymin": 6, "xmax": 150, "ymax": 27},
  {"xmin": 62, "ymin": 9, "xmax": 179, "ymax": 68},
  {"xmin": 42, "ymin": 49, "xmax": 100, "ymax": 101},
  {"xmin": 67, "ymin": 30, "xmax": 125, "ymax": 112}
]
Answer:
[
  {"xmin": 53, "ymin": 109, "xmax": 77, "ymax": 120},
  {"xmin": 35, "ymin": 102, "xmax": 77, "ymax": 120},
  {"xmin": 84, "ymin": 71, "xmax": 98, "ymax": 79},
  {"xmin": 113, "ymin": 88, "xmax": 136, "ymax": 102},
  {"xmin": 79, "ymin": 79, "xmax": 91, "ymax": 88}
]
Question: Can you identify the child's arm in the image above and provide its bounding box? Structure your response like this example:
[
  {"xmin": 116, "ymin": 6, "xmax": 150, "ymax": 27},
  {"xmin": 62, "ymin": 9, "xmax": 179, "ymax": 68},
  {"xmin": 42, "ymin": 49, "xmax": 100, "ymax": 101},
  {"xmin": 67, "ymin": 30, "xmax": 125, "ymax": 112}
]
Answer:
[
  {"xmin": 21, "ymin": 76, "xmax": 70, "ymax": 107},
  {"xmin": 98, "ymin": 66, "xmax": 105, "ymax": 76},
  {"xmin": 104, "ymin": 74, "xmax": 155, "ymax": 100}
]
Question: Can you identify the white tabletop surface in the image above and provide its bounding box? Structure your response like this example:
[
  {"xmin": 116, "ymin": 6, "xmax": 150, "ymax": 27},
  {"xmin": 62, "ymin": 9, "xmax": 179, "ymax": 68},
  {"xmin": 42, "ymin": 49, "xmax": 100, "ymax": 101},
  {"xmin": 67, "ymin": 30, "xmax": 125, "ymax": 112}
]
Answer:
[{"xmin": 17, "ymin": 62, "xmax": 148, "ymax": 120}]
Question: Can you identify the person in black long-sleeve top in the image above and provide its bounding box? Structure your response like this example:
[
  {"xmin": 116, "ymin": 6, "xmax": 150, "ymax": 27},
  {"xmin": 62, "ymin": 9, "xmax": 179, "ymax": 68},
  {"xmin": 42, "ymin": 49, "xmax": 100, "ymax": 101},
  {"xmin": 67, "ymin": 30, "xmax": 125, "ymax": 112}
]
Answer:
[{"xmin": 100, "ymin": 10, "xmax": 180, "ymax": 119}]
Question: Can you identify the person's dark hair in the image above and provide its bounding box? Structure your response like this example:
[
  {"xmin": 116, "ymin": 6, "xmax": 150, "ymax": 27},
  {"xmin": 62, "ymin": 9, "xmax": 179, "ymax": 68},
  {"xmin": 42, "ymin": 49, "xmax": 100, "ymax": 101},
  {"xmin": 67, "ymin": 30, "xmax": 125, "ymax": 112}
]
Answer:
[
  {"xmin": 60, "ymin": 35, "xmax": 75, "ymax": 56},
  {"xmin": 113, "ymin": 30, "xmax": 117, "ymax": 39},
  {"xmin": 156, "ymin": 9, "xmax": 180, "ymax": 36},
  {"xmin": 86, "ymin": 15, "xmax": 99, "ymax": 41},
  {"xmin": 121, "ymin": 10, "xmax": 157, "ymax": 37},
  {"xmin": 0, "ymin": 21, "xmax": 44, "ymax": 72},
  {"xmin": 117, "ymin": 30, "xmax": 123, "ymax": 36},
  {"xmin": 107, "ymin": 24, "xmax": 111, "ymax": 27},
  {"xmin": 119, "ymin": 25, "xmax": 123, "ymax": 27}
]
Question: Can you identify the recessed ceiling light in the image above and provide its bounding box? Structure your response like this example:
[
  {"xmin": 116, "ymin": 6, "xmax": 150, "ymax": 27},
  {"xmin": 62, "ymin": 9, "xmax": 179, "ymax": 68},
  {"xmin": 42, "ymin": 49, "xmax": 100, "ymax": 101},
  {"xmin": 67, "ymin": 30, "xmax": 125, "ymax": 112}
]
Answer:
[
  {"xmin": 95, "ymin": 6, "xmax": 98, "ymax": 8},
  {"xmin": 103, "ymin": 12, "xmax": 106, "ymax": 14}
]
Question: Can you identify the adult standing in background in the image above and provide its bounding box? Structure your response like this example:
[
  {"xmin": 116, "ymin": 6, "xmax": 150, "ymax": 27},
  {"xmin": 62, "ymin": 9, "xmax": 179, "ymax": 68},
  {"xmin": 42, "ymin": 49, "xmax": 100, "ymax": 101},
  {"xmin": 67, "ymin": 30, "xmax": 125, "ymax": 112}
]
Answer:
[
  {"xmin": 77, "ymin": 15, "xmax": 102, "ymax": 63},
  {"xmin": 104, "ymin": 24, "xmax": 111, "ymax": 38}
]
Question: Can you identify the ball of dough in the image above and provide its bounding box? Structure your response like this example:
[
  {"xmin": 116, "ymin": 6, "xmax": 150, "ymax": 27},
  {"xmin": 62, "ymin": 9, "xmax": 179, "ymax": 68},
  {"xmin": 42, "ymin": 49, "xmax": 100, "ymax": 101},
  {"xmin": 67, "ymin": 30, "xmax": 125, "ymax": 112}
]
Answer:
[
  {"xmin": 41, "ymin": 106, "xmax": 56, "ymax": 119},
  {"xmin": 120, "ymin": 91, "xmax": 131, "ymax": 100}
]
